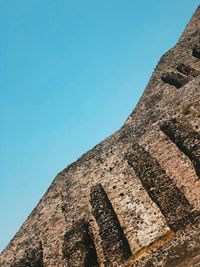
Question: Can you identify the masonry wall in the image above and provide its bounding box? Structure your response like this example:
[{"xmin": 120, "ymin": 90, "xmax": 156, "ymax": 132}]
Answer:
[{"xmin": 1, "ymin": 5, "xmax": 200, "ymax": 267}]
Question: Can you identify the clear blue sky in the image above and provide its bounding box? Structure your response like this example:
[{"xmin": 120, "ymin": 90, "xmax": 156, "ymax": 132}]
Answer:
[{"xmin": 0, "ymin": 0, "xmax": 199, "ymax": 252}]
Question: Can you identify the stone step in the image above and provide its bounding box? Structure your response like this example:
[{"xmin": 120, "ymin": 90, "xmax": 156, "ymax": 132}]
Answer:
[
  {"xmin": 161, "ymin": 71, "xmax": 190, "ymax": 89},
  {"xmin": 138, "ymin": 124, "xmax": 200, "ymax": 211},
  {"xmin": 160, "ymin": 119, "xmax": 200, "ymax": 178},
  {"xmin": 10, "ymin": 243, "xmax": 43, "ymax": 267},
  {"xmin": 176, "ymin": 63, "xmax": 200, "ymax": 78},
  {"xmin": 90, "ymin": 184, "xmax": 132, "ymax": 266},
  {"xmin": 125, "ymin": 142, "xmax": 199, "ymax": 231},
  {"xmin": 63, "ymin": 219, "xmax": 99, "ymax": 267}
]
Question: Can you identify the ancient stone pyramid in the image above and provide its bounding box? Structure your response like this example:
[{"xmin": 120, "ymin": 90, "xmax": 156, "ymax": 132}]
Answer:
[{"xmin": 1, "ymin": 5, "xmax": 200, "ymax": 267}]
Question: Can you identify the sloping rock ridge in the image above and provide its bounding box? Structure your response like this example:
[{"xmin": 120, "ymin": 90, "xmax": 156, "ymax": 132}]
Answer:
[{"xmin": 1, "ymin": 5, "xmax": 200, "ymax": 267}]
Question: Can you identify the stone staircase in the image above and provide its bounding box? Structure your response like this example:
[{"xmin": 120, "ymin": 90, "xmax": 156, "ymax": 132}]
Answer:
[{"xmin": 1, "ymin": 5, "xmax": 200, "ymax": 267}]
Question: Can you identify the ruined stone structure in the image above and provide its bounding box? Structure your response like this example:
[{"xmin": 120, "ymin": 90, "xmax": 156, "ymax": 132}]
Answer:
[{"xmin": 1, "ymin": 5, "xmax": 200, "ymax": 267}]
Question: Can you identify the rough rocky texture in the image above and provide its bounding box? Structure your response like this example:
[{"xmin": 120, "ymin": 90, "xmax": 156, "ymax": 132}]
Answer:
[
  {"xmin": 160, "ymin": 119, "xmax": 200, "ymax": 178},
  {"xmin": 192, "ymin": 46, "xmax": 200, "ymax": 59},
  {"xmin": 176, "ymin": 63, "xmax": 200, "ymax": 77},
  {"xmin": 63, "ymin": 219, "xmax": 99, "ymax": 267},
  {"xmin": 90, "ymin": 184, "xmax": 132, "ymax": 265},
  {"xmin": 161, "ymin": 71, "xmax": 190, "ymax": 89},
  {"xmin": 1, "ymin": 5, "xmax": 200, "ymax": 267},
  {"xmin": 10, "ymin": 243, "xmax": 43, "ymax": 267},
  {"xmin": 125, "ymin": 142, "xmax": 199, "ymax": 231}
]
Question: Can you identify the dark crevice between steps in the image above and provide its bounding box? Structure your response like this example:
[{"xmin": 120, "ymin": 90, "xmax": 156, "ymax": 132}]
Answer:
[
  {"xmin": 11, "ymin": 242, "xmax": 43, "ymax": 267},
  {"xmin": 125, "ymin": 142, "xmax": 199, "ymax": 231},
  {"xmin": 90, "ymin": 184, "xmax": 132, "ymax": 266},
  {"xmin": 161, "ymin": 72, "xmax": 190, "ymax": 89},
  {"xmin": 63, "ymin": 219, "xmax": 99, "ymax": 267},
  {"xmin": 192, "ymin": 46, "xmax": 200, "ymax": 59},
  {"xmin": 160, "ymin": 119, "xmax": 200, "ymax": 179},
  {"xmin": 176, "ymin": 63, "xmax": 200, "ymax": 78}
]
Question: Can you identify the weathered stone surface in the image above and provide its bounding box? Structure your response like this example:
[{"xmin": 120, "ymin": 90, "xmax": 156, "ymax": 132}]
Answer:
[
  {"xmin": 1, "ymin": 4, "xmax": 200, "ymax": 267},
  {"xmin": 63, "ymin": 219, "xmax": 99, "ymax": 267},
  {"xmin": 125, "ymin": 142, "xmax": 199, "ymax": 231},
  {"xmin": 161, "ymin": 71, "xmax": 190, "ymax": 88},
  {"xmin": 192, "ymin": 46, "xmax": 200, "ymax": 58},
  {"xmin": 176, "ymin": 63, "xmax": 200, "ymax": 77},
  {"xmin": 126, "ymin": 221, "xmax": 200, "ymax": 267},
  {"xmin": 160, "ymin": 119, "xmax": 200, "ymax": 178},
  {"xmin": 90, "ymin": 184, "xmax": 132, "ymax": 265},
  {"xmin": 11, "ymin": 243, "xmax": 43, "ymax": 267}
]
